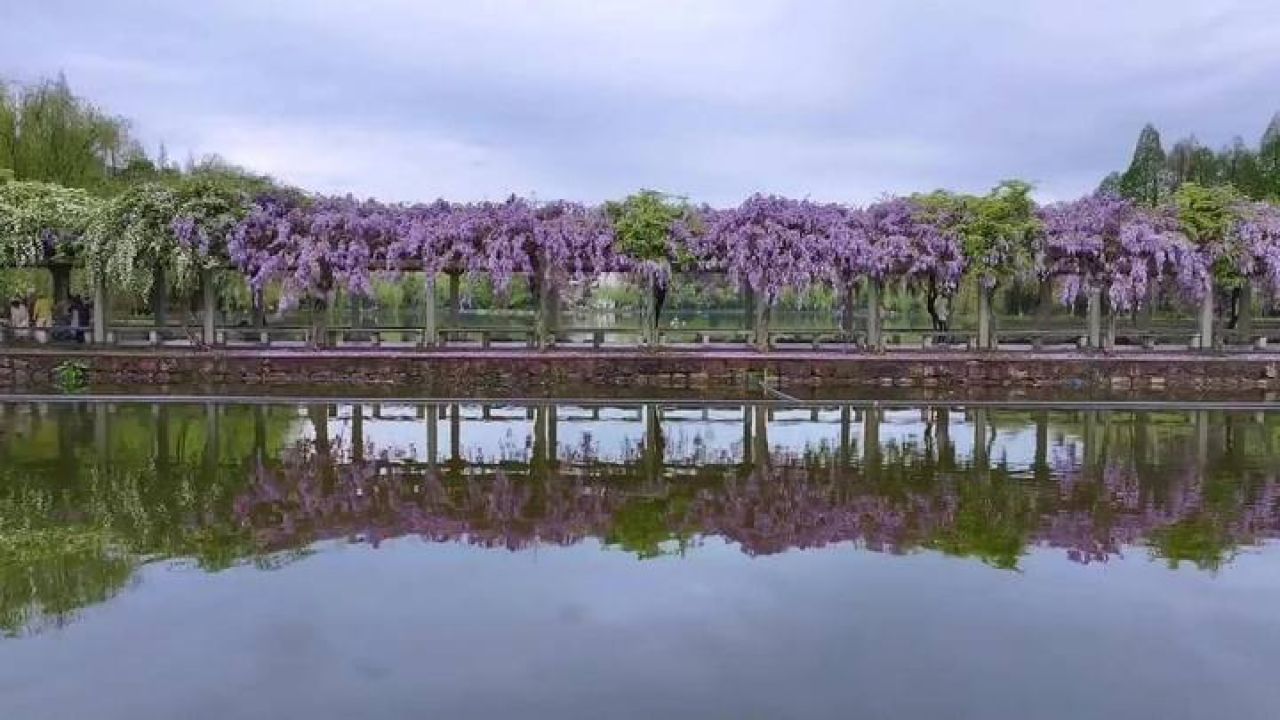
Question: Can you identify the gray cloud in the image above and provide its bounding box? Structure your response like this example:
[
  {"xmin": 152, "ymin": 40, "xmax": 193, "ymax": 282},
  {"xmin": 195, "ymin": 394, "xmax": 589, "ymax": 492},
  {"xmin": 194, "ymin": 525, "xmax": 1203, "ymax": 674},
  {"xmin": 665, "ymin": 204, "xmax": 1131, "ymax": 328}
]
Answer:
[{"xmin": 2, "ymin": 0, "xmax": 1278, "ymax": 204}]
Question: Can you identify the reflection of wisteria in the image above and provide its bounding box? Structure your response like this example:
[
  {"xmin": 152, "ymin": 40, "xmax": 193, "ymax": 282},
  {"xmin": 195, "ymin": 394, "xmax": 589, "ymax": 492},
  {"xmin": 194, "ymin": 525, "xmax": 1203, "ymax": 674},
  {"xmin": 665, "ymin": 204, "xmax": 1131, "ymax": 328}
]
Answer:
[
  {"xmin": 235, "ymin": 442, "xmax": 625, "ymax": 553},
  {"xmin": 229, "ymin": 436, "xmax": 1280, "ymax": 570}
]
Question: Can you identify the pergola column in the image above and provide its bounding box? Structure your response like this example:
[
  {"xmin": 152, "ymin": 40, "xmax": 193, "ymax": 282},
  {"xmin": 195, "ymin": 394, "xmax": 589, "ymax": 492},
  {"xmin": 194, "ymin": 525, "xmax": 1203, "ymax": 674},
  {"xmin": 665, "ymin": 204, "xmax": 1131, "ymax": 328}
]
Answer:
[
  {"xmin": 1198, "ymin": 291, "xmax": 1215, "ymax": 350},
  {"xmin": 977, "ymin": 286, "xmax": 994, "ymax": 350},
  {"xmin": 1087, "ymin": 286, "xmax": 1102, "ymax": 349},
  {"xmin": 423, "ymin": 273, "xmax": 438, "ymax": 347},
  {"xmin": 92, "ymin": 273, "xmax": 109, "ymax": 344},
  {"xmin": 865, "ymin": 280, "xmax": 882, "ymax": 351},
  {"xmin": 201, "ymin": 268, "xmax": 217, "ymax": 346},
  {"xmin": 151, "ymin": 266, "xmax": 168, "ymax": 328}
]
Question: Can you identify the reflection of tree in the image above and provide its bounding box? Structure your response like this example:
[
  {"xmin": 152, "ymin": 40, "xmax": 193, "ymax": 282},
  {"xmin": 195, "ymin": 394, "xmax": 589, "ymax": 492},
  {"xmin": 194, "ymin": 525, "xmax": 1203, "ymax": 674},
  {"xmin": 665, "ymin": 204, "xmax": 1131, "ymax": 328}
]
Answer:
[{"xmin": 5, "ymin": 404, "xmax": 1280, "ymax": 637}]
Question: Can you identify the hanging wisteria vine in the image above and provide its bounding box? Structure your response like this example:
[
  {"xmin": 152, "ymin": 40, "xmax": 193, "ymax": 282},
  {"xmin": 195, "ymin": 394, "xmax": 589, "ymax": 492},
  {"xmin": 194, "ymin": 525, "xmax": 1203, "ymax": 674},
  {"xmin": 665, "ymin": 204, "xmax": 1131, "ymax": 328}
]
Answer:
[{"xmin": 3, "ymin": 174, "xmax": 1280, "ymax": 322}]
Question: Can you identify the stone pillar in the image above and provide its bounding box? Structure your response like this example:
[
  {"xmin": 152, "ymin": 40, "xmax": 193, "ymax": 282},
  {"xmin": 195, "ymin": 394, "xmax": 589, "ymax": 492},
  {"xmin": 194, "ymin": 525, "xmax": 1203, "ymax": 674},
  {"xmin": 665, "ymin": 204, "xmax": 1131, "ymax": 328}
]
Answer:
[
  {"xmin": 754, "ymin": 295, "xmax": 769, "ymax": 352},
  {"xmin": 538, "ymin": 270, "xmax": 558, "ymax": 349},
  {"xmin": 201, "ymin": 269, "xmax": 217, "ymax": 346},
  {"xmin": 842, "ymin": 283, "xmax": 856, "ymax": 342},
  {"xmin": 1199, "ymin": 291, "xmax": 1214, "ymax": 350},
  {"xmin": 51, "ymin": 264, "xmax": 71, "ymax": 306},
  {"xmin": 151, "ymin": 266, "xmax": 168, "ymax": 328},
  {"xmin": 1087, "ymin": 286, "xmax": 1102, "ymax": 349},
  {"xmin": 423, "ymin": 273, "xmax": 437, "ymax": 347},
  {"xmin": 92, "ymin": 274, "xmax": 109, "ymax": 344},
  {"xmin": 447, "ymin": 272, "xmax": 461, "ymax": 331},
  {"xmin": 1239, "ymin": 282, "xmax": 1254, "ymax": 337},
  {"xmin": 865, "ymin": 281, "xmax": 882, "ymax": 352},
  {"xmin": 977, "ymin": 286, "xmax": 993, "ymax": 350}
]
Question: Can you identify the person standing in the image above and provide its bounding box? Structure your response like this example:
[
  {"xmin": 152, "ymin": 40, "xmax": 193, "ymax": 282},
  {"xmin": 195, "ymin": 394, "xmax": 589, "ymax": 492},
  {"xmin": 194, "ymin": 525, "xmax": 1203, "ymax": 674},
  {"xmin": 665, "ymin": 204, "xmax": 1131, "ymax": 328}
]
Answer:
[
  {"xmin": 9, "ymin": 298, "xmax": 30, "ymax": 341},
  {"xmin": 33, "ymin": 295, "xmax": 52, "ymax": 344}
]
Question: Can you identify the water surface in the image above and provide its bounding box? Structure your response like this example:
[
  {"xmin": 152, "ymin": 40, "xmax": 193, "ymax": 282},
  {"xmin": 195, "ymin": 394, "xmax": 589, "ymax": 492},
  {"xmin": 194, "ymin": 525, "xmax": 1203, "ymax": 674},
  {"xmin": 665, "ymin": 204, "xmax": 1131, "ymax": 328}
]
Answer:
[{"xmin": 2, "ymin": 401, "xmax": 1279, "ymax": 719}]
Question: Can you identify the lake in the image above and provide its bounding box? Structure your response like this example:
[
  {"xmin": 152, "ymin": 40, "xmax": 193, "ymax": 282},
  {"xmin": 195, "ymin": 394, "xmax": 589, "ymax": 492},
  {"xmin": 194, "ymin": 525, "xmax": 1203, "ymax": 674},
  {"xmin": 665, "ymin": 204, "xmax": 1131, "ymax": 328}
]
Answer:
[{"xmin": 2, "ymin": 400, "xmax": 1279, "ymax": 719}]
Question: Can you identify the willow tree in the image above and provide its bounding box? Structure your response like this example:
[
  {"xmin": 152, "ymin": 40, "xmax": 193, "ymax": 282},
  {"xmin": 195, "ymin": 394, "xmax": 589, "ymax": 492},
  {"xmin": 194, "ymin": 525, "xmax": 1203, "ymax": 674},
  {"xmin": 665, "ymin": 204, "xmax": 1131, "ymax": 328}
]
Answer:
[{"xmin": 0, "ymin": 75, "xmax": 138, "ymax": 191}]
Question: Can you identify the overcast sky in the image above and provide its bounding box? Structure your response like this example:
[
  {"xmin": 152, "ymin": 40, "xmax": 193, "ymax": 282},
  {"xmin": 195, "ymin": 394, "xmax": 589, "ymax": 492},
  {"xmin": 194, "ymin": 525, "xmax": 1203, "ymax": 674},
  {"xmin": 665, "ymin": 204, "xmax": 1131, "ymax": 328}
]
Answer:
[{"xmin": 2, "ymin": 0, "xmax": 1278, "ymax": 205}]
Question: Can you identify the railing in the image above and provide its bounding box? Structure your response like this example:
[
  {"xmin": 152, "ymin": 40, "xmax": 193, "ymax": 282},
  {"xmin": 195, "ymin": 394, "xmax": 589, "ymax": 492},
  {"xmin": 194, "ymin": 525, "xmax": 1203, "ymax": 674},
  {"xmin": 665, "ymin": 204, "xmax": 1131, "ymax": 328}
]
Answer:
[{"xmin": 5, "ymin": 317, "xmax": 1280, "ymax": 353}]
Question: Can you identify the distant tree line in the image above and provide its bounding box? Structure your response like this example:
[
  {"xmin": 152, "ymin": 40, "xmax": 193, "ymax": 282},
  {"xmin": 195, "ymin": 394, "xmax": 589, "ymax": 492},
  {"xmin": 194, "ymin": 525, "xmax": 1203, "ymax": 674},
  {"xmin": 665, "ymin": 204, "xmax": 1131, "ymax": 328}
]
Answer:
[{"xmin": 1101, "ymin": 114, "xmax": 1280, "ymax": 205}]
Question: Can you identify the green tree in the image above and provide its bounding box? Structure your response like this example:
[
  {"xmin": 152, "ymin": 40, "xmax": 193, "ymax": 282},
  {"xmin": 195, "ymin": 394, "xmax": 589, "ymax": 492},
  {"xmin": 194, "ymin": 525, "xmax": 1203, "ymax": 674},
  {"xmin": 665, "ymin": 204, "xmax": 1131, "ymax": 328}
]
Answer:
[
  {"xmin": 1218, "ymin": 137, "xmax": 1263, "ymax": 198},
  {"xmin": 1119, "ymin": 124, "xmax": 1169, "ymax": 206},
  {"xmin": 1166, "ymin": 137, "xmax": 1219, "ymax": 189},
  {"xmin": 0, "ymin": 75, "xmax": 140, "ymax": 191},
  {"xmin": 604, "ymin": 190, "xmax": 691, "ymax": 337},
  {"xmin": 1258, "ymin": 113, "xmax": 1280, "ymax": 199}
]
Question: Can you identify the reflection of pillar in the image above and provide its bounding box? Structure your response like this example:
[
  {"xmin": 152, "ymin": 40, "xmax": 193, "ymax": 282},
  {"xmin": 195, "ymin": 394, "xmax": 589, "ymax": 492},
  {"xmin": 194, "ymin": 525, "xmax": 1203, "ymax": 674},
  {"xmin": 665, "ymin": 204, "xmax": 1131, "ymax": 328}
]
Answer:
[
  {"xmin": 862, "ymin": 406, "xmax": 881, "ymax": 468},
  {"xmin": 532, "ymin": 405, "xmax": 547, "ymax": 466},
  {"xmin": 741, "ymin": 404, "xmax": 753, "ymax": 466},
  {"xmin": 203, "ymin": 402, "xmax": 220, "ymax": 475},
  {"xmin": 1034, "ymin": 411, "xmax": 1049, "ymax": 478},
  {"xmin": 839, "ymin": 406, "xmax": 852, "ymax": 467},
  {"xmin": 936, "ymin": 407, "xmax": 952, "ymax": 467},
  {"xmin": 644, "ymin": 404, "xmax": 665, "ymax": 472},
  {"xmin": 450, "ymin": 403, "xmax": 462, "ymax": 464},
  {"xmin": 94, "ymin": 402, "xmax": 109, "ymax": 459},
  {"xmin": 425, "ymin": 403, "xmax": 439, "ymax": 466},
  {"xmin": 972, "ymin": 407, "xmax": 989, "ymax": 467},
  {"xmin": 351, "ymin": 403, "xmax": 364, "ymax": 462},
  {"xmin": 155, "ymin": 404, "xmax": 171, "ymax": 471},
  {"xmin": 1083, "ymin": 410, "xmax": 1101, "ymax": 469},
  {"xmin": 253, "ymin": 404, "xmax": 266, "ymax": 463},
  {"xmin": 547, "ymin": 404, "xmax": 558, "ymax": 465},
  {"xmin": 753, "ymin": 403, "xmax": 769, "ymax": 466},
  {"xmin": 1195, "ymin": 410, "xmax": 1209, "ymax": 469},
  {"xmin": 308, "ymin": 404, "xmax": 330, "ymax": 454}
]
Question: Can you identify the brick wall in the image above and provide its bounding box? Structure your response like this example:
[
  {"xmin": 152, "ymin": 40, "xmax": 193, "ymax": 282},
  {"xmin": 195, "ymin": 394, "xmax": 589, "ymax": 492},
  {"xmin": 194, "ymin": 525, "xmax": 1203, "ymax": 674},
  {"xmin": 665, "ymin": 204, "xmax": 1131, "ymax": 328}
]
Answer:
[{"xmin": 2, "ymin": 348, "xmax": 1279, "ymax": 394}]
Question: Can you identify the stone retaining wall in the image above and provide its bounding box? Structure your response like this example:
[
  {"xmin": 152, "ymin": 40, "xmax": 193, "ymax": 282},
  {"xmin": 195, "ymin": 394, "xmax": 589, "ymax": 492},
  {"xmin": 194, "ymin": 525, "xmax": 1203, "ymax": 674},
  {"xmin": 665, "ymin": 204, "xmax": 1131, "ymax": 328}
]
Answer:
[{"xmin": 2, "ymin": 348, "xmax": 1279, "ymax": 395}]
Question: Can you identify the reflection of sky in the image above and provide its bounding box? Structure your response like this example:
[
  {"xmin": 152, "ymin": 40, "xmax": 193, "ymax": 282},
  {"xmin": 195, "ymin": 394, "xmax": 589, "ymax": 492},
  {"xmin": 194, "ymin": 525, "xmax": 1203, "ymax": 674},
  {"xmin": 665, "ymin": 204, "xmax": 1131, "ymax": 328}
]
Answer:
[
  {"xmin": 293, "ymin": 404, "xmax": 1081, "ymax": 469},
  {"xmin": 4, "ymin": 537, "xmax": 1279, "ymax": 720}
]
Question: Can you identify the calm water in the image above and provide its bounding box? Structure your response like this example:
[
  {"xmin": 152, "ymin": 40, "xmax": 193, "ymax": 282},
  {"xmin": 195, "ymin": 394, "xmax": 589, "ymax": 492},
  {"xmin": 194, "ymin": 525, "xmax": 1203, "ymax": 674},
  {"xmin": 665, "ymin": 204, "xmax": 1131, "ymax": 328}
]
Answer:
[{"xmin": 2, "ymin": 401, "xmax": 1280, "ymax": 719}]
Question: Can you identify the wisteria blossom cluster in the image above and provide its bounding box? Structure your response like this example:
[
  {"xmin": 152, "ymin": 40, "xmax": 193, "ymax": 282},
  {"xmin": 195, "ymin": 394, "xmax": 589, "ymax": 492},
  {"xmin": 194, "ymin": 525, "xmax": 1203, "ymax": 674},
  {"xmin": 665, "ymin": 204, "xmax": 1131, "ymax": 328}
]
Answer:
[
  {"xmin": 1040, "ymin": 194, "xmax": 1209, "ymax": 310},
  {"xmin": 6, "ymin": 175, "xmax": 1280, "ymax": 314}
]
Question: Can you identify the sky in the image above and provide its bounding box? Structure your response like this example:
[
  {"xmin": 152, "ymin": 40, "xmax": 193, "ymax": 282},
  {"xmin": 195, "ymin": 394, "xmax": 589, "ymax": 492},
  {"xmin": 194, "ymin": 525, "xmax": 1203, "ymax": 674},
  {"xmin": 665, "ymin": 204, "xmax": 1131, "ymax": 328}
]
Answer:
[{"xmin": 2, "ymin": 0, "xmax": 1279, "ymax": 206}]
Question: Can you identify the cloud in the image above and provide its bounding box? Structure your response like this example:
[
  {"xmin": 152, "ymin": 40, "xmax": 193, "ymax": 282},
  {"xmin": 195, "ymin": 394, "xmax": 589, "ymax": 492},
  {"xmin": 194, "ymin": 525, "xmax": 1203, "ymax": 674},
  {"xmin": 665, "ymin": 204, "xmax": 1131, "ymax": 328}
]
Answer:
[{"xmin": 2, "ymin": 0, "xmax": 1278, "ymax": 205}]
